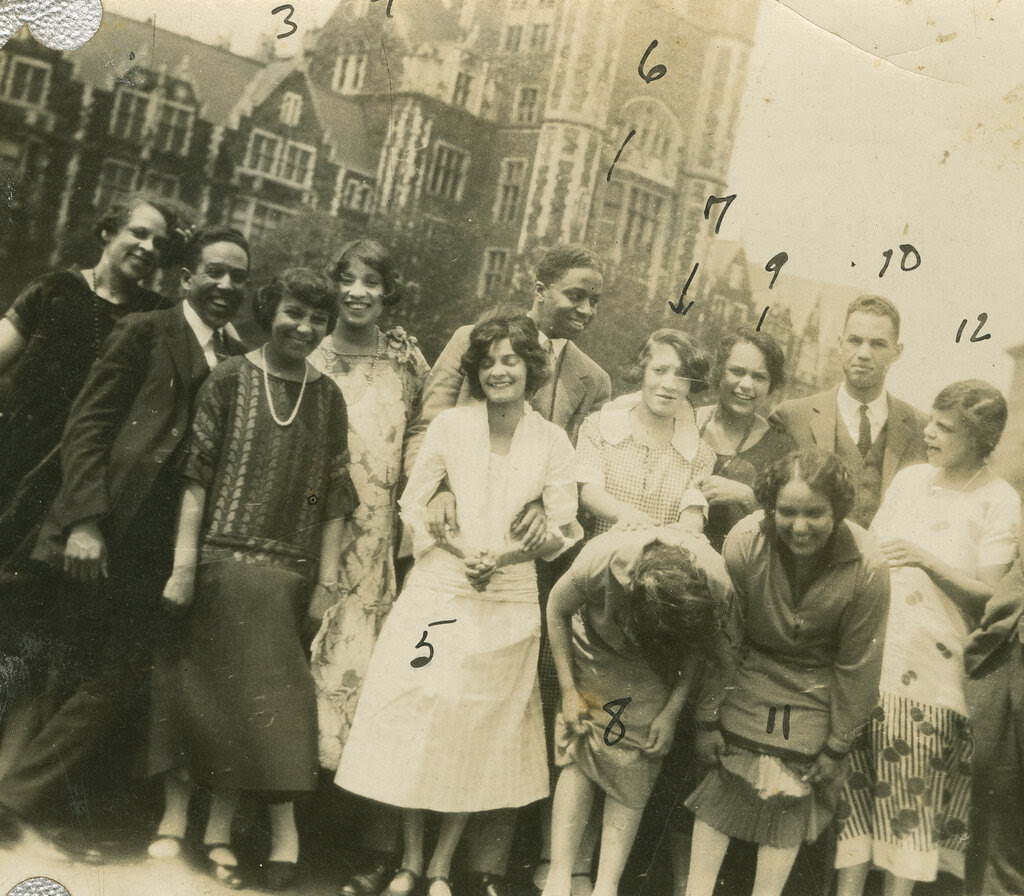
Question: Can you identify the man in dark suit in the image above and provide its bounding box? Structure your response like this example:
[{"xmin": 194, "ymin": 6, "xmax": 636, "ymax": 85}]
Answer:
[
  {"xmin": 0, "ymin": 227, "xmax": 250, "ymax": 851},
  {"xmin": 964, "ymin": 550, "xmax": 1024, "ymax": 896},
  {"xmin": 770, "ymin": 294, "xmax": 928, "ymax": 530}
]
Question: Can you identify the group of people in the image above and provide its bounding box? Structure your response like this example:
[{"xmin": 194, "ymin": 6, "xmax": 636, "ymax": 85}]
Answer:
[{"xmin": 0, "ymin": 191, "xmax": 1021, "ymax": 896}]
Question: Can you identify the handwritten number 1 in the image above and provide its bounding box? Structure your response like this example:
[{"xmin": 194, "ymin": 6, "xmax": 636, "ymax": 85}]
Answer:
[
  {"xmin": 603, "ymin": 697, "xmax": 632, "ymax": 746},
  {"xmin": 607, "ymin": 130, "xmax": 636, "ymax": 183},
  {"xmin": 638, "ymin": 40, "xmax": 667, "ymax": 83},
  {"xmin": 272, "ymin": 5, "xmax": 297, "ymax": 39}
]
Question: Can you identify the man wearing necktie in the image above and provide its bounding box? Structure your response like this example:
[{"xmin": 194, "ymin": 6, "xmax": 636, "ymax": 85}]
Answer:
[
  {"xmin": 0, "ymin": 228, "xmax": 250, "ymax": 854},
  {"xmin": 771, "ymin": 294, "xmax": 928, "ymax": 530}
]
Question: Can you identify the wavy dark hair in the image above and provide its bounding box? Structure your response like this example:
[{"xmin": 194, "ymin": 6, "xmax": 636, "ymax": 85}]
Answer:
[
  {"xmin": 932, "ymin": 379, "xmax": 1008, "ymax": 459},
  {"xmin": 754, "ymin": 448, "xmax": 856, "ymax": 525},
  {"xmin": 624, "ymin": 328, "xmax": 710, "ymax": 396},
  {"xmin": 713, "ymin": 327, "xmax": 787, "ymax": 393},
  {"xmin": 461, "ymin": 305, "xmax": 551, "ymax": 400},
  {"xmin": 331, "ymin": 238, "xmax": 402, "ymax": 306},
  {"xmin": 254, "ymin": 267, "xmax": 338, "ymax": 333},
  {"xmin": 536, "ymin": 243, "xmax": 603, "ymax": 286},
  {"xmin": 845, "ymin": 294, "xmax": 901, "ymax": 341},
  {"xmin": 618, "ymin": 542, "xmax": 722, "ymax": 684},
  {"xmin": 182, "ymin": 226, "xmax": 250, "ymax": 274}
]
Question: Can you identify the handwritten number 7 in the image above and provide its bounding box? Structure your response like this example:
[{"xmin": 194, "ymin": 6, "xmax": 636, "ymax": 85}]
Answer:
[
  {"xmin": 603, "ymin": 697, "xmax": 631, "ymax": 746},
  {"xmin": 638, "ymin": 40, "xmax": 667, "ymax": 83},
  {"xmin": 272, "ymin": 5, "xmax": 297, "ymax": 39}
]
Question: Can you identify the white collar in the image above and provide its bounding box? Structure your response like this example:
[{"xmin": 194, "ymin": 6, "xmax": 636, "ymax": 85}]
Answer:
[
  {"xmin": 182, "ymin": 299, "xmax": 216, "ymax": 348},
  {"xmin": 596, "ymin": 392, "xmax": 702, "ymax": 460},
  {"xmin": 537, "ymin": 330, "xmax": 568, "ymax": 360},
  {"xmin": 838, "ymin": 382, "xmax": 889, "ymax": 424}
]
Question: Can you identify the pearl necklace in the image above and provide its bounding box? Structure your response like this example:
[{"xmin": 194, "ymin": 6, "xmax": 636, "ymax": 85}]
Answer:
[
  {"xmin": 261, "ymin": 346, "xmax": 308, "ymax": 427},
  {"xmin": 928, "ymin": 463, "xmax": 987, "ymax": 495}
]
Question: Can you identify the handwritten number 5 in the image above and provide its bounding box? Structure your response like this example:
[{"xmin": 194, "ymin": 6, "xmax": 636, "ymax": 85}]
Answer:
[
  {"xmin": 410, "ymin": 631, "xmax": 433, "ymax": 668},
  {"xmin": 272, "ymin": 5, "xmax": 297, "ymax": 39},
  {"xmin": 603, "ymin": 697, "xmax": 632, "ymax": 746},
  {"xmin": 638, "ymin": 40, "xmax": 667, "ymax": 83}
]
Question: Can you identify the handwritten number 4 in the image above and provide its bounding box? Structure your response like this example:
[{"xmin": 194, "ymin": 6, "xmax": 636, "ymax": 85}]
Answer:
[{"xmin": 272, "ymin": 5, "xmax": 297, "ymax": 39}]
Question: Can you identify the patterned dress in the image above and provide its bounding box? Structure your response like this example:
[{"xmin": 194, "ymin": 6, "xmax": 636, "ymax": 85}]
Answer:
[
  {"xmin": 308, "ymin": 327, "xmax": 429, "ymax": 769},
  {"xmin": 575, "ymin": 393, "xmax": 715, "ymax": 535},
  {"xmin": 836, "ymin": 465, "xmax": 1020, "ymax": 881},
  {"xmin": 147, "ymin": 356, "xmax": 358, "ymax": 792}
]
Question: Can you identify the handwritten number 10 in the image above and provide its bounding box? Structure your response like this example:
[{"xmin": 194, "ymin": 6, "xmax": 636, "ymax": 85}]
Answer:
[{"xmin": 878, "ymin": 244, "xmax": 921, "ymax": 278}]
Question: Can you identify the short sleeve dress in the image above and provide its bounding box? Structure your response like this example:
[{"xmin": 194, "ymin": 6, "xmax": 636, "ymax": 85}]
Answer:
[
  {"xmin": 148, "ymin": 356, "xmax": 358, "ymax": 794},
  {"xmin": 575, "ymin": 393, "xmax": 715, "ymax": 536}
]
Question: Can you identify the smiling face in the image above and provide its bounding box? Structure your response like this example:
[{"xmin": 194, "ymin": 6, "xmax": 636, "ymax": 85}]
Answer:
[
  {"xmin": 534, "ymin": 267, "xmax": 603, "ymax": 340},
  {"xmin": 182, "ymin": 241, "xmax": 250, "ymax": 330},
  {"xmin": 101, "ymin": 203, "xmax": 170, "ymax": 283},
  {"xmin": 478, "ymin": 337, "xmax": 527, "ymax": 406},
  {"xmin": 336, "ymin": 257, "xmax": 385, "ymax": 331},
  {"xmin": 839, "ymin": 311, "xmax": 902, "ymax": 401},
  {"xmin": 269, "ymin": 295, "xmax": 332, "ymax": 365},
  {"xmin": 718, "ymin": 341, "xmax": 772, "ymax": 419},
  {"xmin": 924, "ymin": 408, "xmax": 982, "ymax": 472},
  {"xmin": 641, "ymin": 342, "xmax": 692, "ymax": 419},
  {"xmin": 773, "ymin": 474, "xmax": 836, "ymax": 559}
]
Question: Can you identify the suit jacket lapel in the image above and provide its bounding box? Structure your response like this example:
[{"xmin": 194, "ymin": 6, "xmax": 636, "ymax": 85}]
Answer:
[
  {"xmin": 166, "ymin": 304, "xmax": 200, "ymax": 387},
  {"xmin": 882, "ymin": 398, "xmax": 911, "ymax": 487},
  {"xmin": 551, "ymin": 344, "xmax": 590, "ymax": 426},
  {"xmin": 810, "ymin": 387, "xmax": 839, "ymax": 450}
]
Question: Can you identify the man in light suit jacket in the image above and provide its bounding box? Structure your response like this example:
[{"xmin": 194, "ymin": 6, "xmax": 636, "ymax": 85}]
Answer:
[
  {"xmin": 770, "ymin": 294, "xmax": 928, "ymax": 531},
  {"xmin": 0, "ymin": 228, "xmax": 250, "ymax": 851}
]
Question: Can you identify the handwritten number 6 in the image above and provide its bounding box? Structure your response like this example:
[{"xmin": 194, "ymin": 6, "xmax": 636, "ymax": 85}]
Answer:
[
  {"xmin": 410, "ymin": 631, "xmax": 433, "ymax": 668},
  {"xmin": 272, "ymin": 5, "xmax": 297, "ymax": 39},
  {"xmin": 638, "ymin": 40, "xmax": 667, "ymax": 83},
  {"xmin": 603, "ymin": 697, "xmax": 632, "ymax": 746}
]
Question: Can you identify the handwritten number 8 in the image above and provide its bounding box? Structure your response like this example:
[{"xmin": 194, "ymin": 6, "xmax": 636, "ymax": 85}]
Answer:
[
  {"xmin": 603, "ymin": 697, "xmax": 632, "ymax": 746},
  {"xmin": 638, "ymin": 41, "xmax": 667, "ymax": 83}
]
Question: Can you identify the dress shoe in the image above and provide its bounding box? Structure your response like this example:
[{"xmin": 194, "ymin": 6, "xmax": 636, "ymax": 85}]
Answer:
[
  {"xmin": 469, "ymin": 872, "xmax": 509, "ymax": 896},
  {"xmin": 49, "ymin": 826, "xmax": 105, "ymax": 865},
  {"xmin": 342, "ymin": 854, "xmax": 397, "ymax": 896},
  {"xmin": 204, "ymin": 843, "xmax": 244, "ymax": 889},
  {"xmin": 265, "ymin": 860, "xmax": 299, "ymax": 891}
]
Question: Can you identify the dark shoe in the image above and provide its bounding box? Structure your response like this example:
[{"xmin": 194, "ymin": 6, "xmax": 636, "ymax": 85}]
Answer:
[
  {"xmin": 50, "ymin": 826, "xmax": 104, "ymax": 865},
  {"xmin": 470, "ymin": 873, "xmax": 508, "ymax": 896},
  {"xmin": 204, "ymin": 842, "xmax": 245, "ymax": 890},
  {"xmin": 342, "ymin": 854, "xmax": 397, "ymax": 896},
  {"xmin": 265, "ymin": 860, "xmax": 299, "ymax": 891},
  {"xmin": 383, "ymin": 868, "xmax": 421, "ymax": 896},
  {"xmin": 0, "ymin": 805, "xmax": 24, "ymax": 847}
]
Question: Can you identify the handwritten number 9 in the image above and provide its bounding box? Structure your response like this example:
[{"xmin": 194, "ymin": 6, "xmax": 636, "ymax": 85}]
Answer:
[
  {"xmin": 765, "ymin": 252, "xmax": 788, "ymax": 289},
  {"xmin": 272, "ymin": 5, "xmax": 297, "ymax": 39},
  {"xmin": 638, "ymin": 40, "xmax": 667, "ymax": 83},
  {"xmin": 603, "ymin": 697, "xmax": 632, "ymax": 746}
]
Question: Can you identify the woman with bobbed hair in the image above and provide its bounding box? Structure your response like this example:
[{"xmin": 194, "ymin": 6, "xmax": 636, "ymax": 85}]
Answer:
[
  {"xmin": 577, "ymin": 328, "xmax": 715, "ymax": 535},
  {"xmin": 835, "ymin": 380, "xmax": 1020, "ymax": 896},
  {"xmin": 684, "ymin": 448, "xmax": 890, "ymax": 896},
  {"xmin": 697, "ymin": 328, "xmax": 796, "ymax": 550},
  {"xmin": 336, "ymin": 305, "xmax": 582, "ymax": 896}
]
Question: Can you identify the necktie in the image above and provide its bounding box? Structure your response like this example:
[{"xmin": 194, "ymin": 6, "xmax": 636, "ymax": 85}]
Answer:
[
  {"xmin": 212, "ymin": 328, "xmax": 230, "ymax": 364},
  {"xmin": 857, "ymin": 404, "xmax": 872, "ymax": 456}
]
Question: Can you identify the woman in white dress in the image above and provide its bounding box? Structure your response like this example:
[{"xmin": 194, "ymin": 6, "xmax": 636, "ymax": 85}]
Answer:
[
  {"xmin": 336, "ymin": 307, "xmax": 582, "ymax": 896},
  {"xmin": 835, "ymin": 380, "xmax": 1021, "ymax": 896}
]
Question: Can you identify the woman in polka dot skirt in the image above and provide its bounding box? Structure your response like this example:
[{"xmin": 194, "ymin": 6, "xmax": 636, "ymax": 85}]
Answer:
[{"xmin": 834, "ymin": 380, "xmax": 1021, "ymax": 896}]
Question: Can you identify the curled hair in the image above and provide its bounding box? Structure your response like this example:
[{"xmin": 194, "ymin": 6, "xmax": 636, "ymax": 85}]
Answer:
[
  {"xmin": 331, "ymin": 238, "xmax": 402, "ymax": 306},
  {"xmin": 845, "ymin": 294, "xmax": 901, "ymax": 341},
  {"xmin": 624, "ymin": 328, "xmax": 710, "ymax": 397},
  {"xmin": 254, "ymin": 267, "xmax": 338, "ymax": 333},
  {"xmin": 620, "ymin": 543, "xmax": 722, "ymax": 683},
  {"xmin": 93, "ymin": 191, "xmax": 188, "ymax": 265},
  {"xmin": 182, "ymin": 226, "xmax": 250, "ymax": 273},
  {"xmin": 754, "ymin": 448, "xmax": 856, "ymax": 524},
  {"xmin": 460, "ymin": 305, "xmax": 551, "ymax": 400},
  {"xmin": 713, "ymin": 327, "xmax": 787, "ymax": 393},
  {"xmin": 536, "ymin": 243, "xmax": 603, "ymax": 286},
  {"xmin": 932, "ymin": 379, "xmax": 1008, "ymax": 459}
]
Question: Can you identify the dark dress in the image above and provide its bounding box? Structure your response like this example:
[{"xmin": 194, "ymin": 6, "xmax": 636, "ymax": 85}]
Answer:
[
  {"xmin": 148, "ymin": 357, "xmax": 358, "ymax": 793},
  {"xmin": 0, "ymin": 269, "xmax": 167, "ymax": 569},
  {"xmin": 695, "ymin": 407, "xmax": 796, "ymax": 551}
]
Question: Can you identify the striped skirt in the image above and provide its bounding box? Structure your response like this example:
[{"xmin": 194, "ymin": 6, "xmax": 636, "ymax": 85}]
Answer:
[{"xmin": 835, "ymin": 691, "xmax": 974, "ymax": 881}]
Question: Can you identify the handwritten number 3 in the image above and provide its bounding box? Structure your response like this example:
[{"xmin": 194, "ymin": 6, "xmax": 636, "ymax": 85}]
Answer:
[
  {"xmin": 273, "ymin": 5, "xmax": 297, "ymax": 39},
  {"xmin": 603, "ymin": 697, "xmax": 632, "ymax": 746},
  {"xmin": 638, "ymin": 40, "xmax": 667, "ymax": 83}
]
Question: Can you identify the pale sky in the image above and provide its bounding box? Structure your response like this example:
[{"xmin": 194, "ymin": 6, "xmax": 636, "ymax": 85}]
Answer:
[{"xmin": 99, "ymin": 0, "xmax": 1024, "ymax": 408}]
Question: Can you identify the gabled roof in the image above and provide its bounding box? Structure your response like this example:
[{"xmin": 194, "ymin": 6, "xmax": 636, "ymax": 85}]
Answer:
[
  {"xmin": 227, "ymin": 58, "xmax": 298, "ymax": 128},
  {"xmin": 67, "ymin": 11, "xmax": 262, "ymax": 125}
]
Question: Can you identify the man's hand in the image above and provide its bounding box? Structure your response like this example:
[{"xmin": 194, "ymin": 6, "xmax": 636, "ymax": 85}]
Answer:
[
  {"xmin": 510, "ymin": 500, "xmax": 548, "ymax": 552},
  {"xmin": 64, "ymin": 521, "xmax": 107, "ymax": 584},
  {"xmin": 161, "ymin": 566, "xmax": 196, "ymax": 615},
  {"xmin": 426, "ymin": 490, "xmax": 459, "ymax": 543}
]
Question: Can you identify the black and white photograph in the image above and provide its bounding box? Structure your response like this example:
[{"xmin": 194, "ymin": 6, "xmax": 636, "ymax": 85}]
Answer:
[{"xmin": 0, "ymin": 1, "xmax": 1023, "ymax": 894}]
